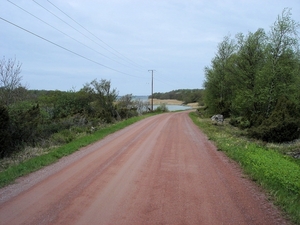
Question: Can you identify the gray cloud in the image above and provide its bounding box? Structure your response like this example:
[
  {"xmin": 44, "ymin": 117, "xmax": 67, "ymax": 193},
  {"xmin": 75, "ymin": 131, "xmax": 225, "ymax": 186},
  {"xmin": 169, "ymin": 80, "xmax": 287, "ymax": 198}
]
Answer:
[{"xmin": 1, "ymin": 0, "xmax": 299, "ymax": 95}]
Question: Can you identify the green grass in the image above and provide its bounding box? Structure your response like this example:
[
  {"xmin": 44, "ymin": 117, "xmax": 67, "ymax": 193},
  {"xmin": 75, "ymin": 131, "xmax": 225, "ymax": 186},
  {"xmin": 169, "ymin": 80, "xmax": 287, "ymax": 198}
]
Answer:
[
  {"xmin": 0, "ymin": 114, "xmax": 156, "ymax": 188},
  {"xmin": 189, "ymin": 112, "xmax": 300, "ymax": 224}
]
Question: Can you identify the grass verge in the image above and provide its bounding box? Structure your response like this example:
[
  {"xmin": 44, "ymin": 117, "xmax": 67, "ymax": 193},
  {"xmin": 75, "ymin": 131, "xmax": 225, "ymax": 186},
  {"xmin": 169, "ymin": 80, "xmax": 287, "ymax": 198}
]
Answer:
[
  {"xmin": 0, "ymin": 114, "xmax": 156, "ymax": 188},
  {"xmin": 189, "ymin": 112, "xmax": 300, "ymax": 225}
]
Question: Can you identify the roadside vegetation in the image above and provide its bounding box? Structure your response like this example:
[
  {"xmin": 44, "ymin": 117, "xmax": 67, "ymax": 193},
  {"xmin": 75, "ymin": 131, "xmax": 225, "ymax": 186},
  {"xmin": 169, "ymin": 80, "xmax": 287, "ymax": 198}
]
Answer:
[
  {"xmin": 200, "ymin": 9, "xmax": 300, "ymax": 223},
  {"xmin": 203, "ymin": 8, "xmax": 300, "ymax": 143},
  {"xmin": 0, "ymin": 56, "xmax": 160, "ymax": 184},
  {"xmin": 190, "ymin": 112, "xmax": 300, "ymax": 224},
  {"xmin": 0, "ymin": 113, "xmax": 159, "ymax": 188},
  {"xmin": 0, "ymin": 59, "xmax": 152, "ymax": 161},
  {"xmin": 1, "ymin": 7, "xmax": 299, "ymax": 223}
]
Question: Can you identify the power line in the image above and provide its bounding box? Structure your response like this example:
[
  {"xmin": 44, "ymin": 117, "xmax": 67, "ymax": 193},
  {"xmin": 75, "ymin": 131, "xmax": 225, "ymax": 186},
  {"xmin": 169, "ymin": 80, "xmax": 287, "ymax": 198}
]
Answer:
[
  {"xmin": 151, "ymin": 69, "xmax": 183, "ymax": 90},
  {"xmin": 46, "ymin": 0, "xmax": 145, "ymax": 70},
  {"xmin": 154, "ymin": 76, "xmax": 179, "ymax": 89},
  {"xmin": 0, "ymin": 16, "xmax": 143, "ymax": 78},
  {"xmin": 32, "ymin": 0, "xmax": 144, "ymax": 71},
  {"xmin": 7, "ymin": 0, "xmax": 132, "ymax": 69}
]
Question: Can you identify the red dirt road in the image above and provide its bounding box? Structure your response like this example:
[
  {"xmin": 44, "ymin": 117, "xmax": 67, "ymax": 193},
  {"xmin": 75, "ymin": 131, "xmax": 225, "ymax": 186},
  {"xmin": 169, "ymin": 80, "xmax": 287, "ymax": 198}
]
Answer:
[{"xmin": 0, "ymin": 112, "xmax": 288, "ymax": 225}]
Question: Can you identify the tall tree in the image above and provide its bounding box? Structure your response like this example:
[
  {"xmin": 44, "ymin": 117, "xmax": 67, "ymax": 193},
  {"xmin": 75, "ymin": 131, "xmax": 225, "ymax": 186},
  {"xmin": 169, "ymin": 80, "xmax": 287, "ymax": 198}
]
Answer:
[
  {"xmin": 263, "ymin": 8, "xmax": 300, "ymax": 116},
  {"xmin": 230, "ymin": 29, "xmax": 266, "ymax": 125},
  {"xmin": 203, "ymin": 9, "xmax": 300, "ymax": 142},
  {"xmin": 204, "ymin": 36, "xmax": 236, "ymax": 116}
]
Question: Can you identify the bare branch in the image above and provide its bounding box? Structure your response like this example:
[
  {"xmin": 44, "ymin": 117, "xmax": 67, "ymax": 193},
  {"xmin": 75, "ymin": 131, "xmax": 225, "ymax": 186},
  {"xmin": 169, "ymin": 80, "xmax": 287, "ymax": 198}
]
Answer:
[{"xmin": 0, "ymin": 56, "xmax": 24, "ymax": 105}]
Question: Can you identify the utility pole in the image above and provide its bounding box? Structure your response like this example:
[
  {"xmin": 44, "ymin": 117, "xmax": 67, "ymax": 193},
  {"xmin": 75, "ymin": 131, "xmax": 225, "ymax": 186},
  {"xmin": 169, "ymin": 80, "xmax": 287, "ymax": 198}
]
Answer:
[{"xmin": 148, "ymin": 70, "xmax": 155, "ymax": 111}]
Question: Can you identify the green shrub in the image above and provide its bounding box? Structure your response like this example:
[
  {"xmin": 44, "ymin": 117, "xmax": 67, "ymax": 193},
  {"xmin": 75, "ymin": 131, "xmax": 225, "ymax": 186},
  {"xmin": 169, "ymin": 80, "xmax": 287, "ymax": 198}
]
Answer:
[
  {"xmin": 248, "ymin": 97, "xmax": 300, "ymax": 142},
  {"xmin": 50, "ymin": 129, "xmax": 76, "ymax": 145},
  {"xmin": 8, "ymin": 103, "xmax": 41, "ymax": 147},
  {"xmin": 196, "ymin": 106, "xmax": 209, "ymax": 117},
  {"xmin": 249, "ymin": 120, "xmax": 300, "ymax": 142},
  {"xmin": 229, "ymin": 117, "xmax": 251, "ymax": 129},
  {"xmin": 155, "ymin": 103, "xmax": 169, "ymax": 112},
  {"xmin": 117, "ymin": 107, "xmax": 138, "ymax": 119},
  {"xmin": 0, "ymin": 105, "xmax": 11, "ymax": 158}
]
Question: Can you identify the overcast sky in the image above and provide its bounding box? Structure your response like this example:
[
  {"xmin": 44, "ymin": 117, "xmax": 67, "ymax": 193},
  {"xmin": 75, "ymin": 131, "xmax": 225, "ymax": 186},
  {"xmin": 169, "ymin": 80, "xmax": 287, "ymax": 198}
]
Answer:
[{"xmin": 1, "ymin": 0, "xmax": 300, "ymax": 96}]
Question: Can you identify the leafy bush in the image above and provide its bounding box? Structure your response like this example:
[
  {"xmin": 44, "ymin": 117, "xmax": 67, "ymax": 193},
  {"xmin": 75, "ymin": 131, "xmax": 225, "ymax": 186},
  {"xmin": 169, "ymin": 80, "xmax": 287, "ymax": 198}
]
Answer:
[
  {"xmin": 8, "ymin": 103, "xmax": 40, "ymax": 146},
  {"xmin": 155, "ymin": 103, "xmax": 169, "ymax": 112},
  {"xmin": 117, "ymin": 107, "xmax": 138, "ymax": 119},
  {"xmin": 0, "ymin": 105, "xmax": 11, "ymax": 158},
  {"xmin": 0, "ymin": 78, "xmax": 127, "ymax": 156},
  {"xmin": 50, "ymin": 129, "xmax": 76, "ymax": 145},
  {"xmin": 229, "ymin": 117, "xmax": 250, "ymax": 129},
  {"xmin": 249, "ymin": 120, "xmax": 300, "ymax": 142},
  {"xmin": 248, "ymin": 97, "xmax": 300, "ymax": 142}
]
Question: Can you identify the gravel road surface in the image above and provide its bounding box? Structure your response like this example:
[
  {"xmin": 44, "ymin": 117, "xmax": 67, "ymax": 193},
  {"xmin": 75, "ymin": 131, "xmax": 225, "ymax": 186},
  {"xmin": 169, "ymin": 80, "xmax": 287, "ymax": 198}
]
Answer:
[{"xmin": 0, "ymin": 111, "xmax": 288, "ymax": 224}]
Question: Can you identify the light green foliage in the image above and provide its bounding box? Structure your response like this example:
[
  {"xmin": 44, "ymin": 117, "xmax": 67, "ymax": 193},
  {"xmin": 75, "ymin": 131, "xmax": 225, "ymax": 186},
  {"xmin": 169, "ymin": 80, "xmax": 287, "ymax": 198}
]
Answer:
[
  {"xmin": 242, "ymin": 147, "xmax": 300, "ymax": 195},
  {"xmin": 50, "ymin": 129, "xmax": 76, "ymax": 145}
]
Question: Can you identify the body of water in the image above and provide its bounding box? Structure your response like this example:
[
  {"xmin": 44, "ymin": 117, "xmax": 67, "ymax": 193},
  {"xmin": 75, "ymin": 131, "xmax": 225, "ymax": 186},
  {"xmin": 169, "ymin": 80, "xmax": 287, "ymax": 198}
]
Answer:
[
  {"xmin": 133, "ymin": 96, "xmax": 192, "ymax": 111},
  {"xmin": 155, "ymin": 104, "xmax": 192, "ymax": 111}
]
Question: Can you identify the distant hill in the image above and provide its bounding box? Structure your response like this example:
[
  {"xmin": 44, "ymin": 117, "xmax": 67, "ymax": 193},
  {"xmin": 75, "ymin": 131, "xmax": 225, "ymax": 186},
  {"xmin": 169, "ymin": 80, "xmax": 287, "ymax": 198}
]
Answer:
[{"xmin": 150, "ymin": 89, "xmax": 204, "ymax": 105}]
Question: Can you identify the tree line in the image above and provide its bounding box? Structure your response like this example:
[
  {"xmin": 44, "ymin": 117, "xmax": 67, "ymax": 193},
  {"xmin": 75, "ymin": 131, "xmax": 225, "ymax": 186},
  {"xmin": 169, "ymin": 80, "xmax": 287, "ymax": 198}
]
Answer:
[
  {"xmin": 0, "ymin": 58, "xmax": 150, "ymax": 158},
  {"xmin": 203, "ymin": 9, "xmax": 300, "ymax": 142},
  {"xmin": 150, "ymin": 89, "xmax": 204, "ymax": 105}
]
